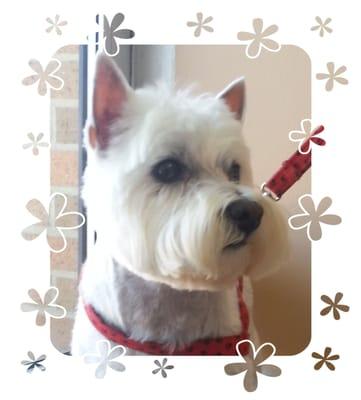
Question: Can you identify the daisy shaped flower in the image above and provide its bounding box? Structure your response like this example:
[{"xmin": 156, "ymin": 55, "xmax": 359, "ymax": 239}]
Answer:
[
  {"xmin": 152, "ymin": 358, "xmax": 174, "ymax": 378},
  {"xmin": 224, "ymin": 340, "xmax": 281, "ymax": 392},
  {"xmin": 21, "ymin": 192, "xmax": 85, "ymax": 253},
  {"xmin": 22, "ymin": 59, "xmax": 64, "ymax": 96},
  {"xmin": 288, "ymin": 195, "xmax": 342, "ymax": 241},
  {"xmin": 311, "ymin": 17, "xmax": 332, "ymax": 37},
  {"xmin": 20, "ymin": 287, "xmax": 66, "ymax": 326},
  {"xmin": 321, "ymin": 292, "xmax": 350, "ymax": 320},
  {"xmin": 237, "ymin": 18, "xmax": 280, "ymax": 59},
  {"xmin": 288, "ymin": 120, "xmax": 326, "ymax": 154},
  {"xmin": 312, "ymin": 347, "xmax": 339, "ymax": 371},
  {"xmin": 84, "ymin": 341, "xmax": 126, "ymax": 379},
  {"xmin": 46, "ymin": 15, "xmax": 68, "ymax": 35},
  {"xmin": 316, "ymin": 62, "xmax": 348, "ymax": 92},
  {"xmin": 21, "ymin": 352, "xmax": 46, "ymax": 373},
  {"xmin": 186, "ymin": 12, "xmax": 214, "ymax": 37},
  {"xmin": 22, "ymin": 133, "xmax": 49, "ymax": 156}
]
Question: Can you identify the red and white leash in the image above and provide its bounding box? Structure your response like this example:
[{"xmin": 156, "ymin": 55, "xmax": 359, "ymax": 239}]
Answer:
[{"xmin": 261, "ymin": 125, "xmax": 325, "ymax": 200}]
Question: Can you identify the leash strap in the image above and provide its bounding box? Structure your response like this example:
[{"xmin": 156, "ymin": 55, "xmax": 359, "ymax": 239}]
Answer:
[{"xmin": 261, "ymin": 125, "xmax": 325, "ymax": 200}]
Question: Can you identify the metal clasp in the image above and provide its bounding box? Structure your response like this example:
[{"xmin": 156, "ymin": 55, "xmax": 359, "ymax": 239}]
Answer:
[{"xmin": 260, "ymin": 183, "xmax": 280, "ymax": 201}]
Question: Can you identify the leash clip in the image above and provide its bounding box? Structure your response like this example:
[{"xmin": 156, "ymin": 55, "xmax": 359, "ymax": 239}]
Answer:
[
  {"xmin": 260, "ymin": 183, "xmax": 280, "ymax": 201},
  {"xmin": 261, "ymin": 124, "xmax": 325, "ymax": 201}
]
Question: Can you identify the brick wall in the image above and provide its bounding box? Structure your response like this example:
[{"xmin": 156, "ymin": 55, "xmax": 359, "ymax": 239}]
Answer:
[{"xmin": 50, "ymin": 45, "xmax": 80, "ymax": 353}]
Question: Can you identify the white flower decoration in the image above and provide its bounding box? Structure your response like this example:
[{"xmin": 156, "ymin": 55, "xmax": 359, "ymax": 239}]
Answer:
[
  {"xmin": 237, "ymin": 18, "xmax": 280, "ymax": 59},
  {"xmin": 21, "ymin": 352, "xmax": 47, "ymax": 373},
  {"xmin": 186, "ymin": 12, "xmax": 214, "ymax": 37},
  {"xmin": 20, "ymin": 287, "xmax": 66, "ymax": 326},
  {"xmin": 310, "ymin": 17, "xmax": 332, "ymax": 37},
  {"xmin": 316, "ymin": 62, "xmax": 348, "ymax": 91},
  {"xmin": 288, "ymin": 194, "xmax": 342, "ymax": 241},
  {"xmin": 289, "ymin": 119, "xmax": 326, "ymax": 154},
  {"xmin": 22, "ymin": 133, "xmax": 49, "ymax": 156},
  {"xmin": 84, "ymin": 341, "xmax": 126, "ymax": 379},
  {"xmin": 21, "ymin": 192, "xmax": 85, "ymax": 253},
  {"xmin": 22, "ymin": 59, "xmax": 64, "ymax": 96},
  {"xmin": 46, "ymin": 15, "xmax": 68, "ymax": 35},
  {"xmin": 224, "ymin": 340, "xmax": 281, "ymax": 392}
]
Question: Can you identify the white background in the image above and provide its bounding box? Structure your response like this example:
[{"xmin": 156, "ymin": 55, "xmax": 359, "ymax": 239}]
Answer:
[{"xmin": 0, "ymin": 0, "xmax": 360, "ymax": 398}]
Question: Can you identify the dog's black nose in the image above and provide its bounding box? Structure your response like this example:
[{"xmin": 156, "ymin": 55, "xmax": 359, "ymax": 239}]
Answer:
[{"xmin": 225, "ymin": 199, "xmax": 264, "ymax": 235}]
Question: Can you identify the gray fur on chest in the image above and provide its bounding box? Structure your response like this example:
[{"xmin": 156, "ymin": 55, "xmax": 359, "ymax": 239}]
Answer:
[{"xmin": 111, "ymin": 263, "xmax": 241, "ymax": 349}]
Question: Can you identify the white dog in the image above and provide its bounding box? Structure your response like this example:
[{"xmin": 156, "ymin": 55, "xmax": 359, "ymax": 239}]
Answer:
[{"xmin": 71, "ymin": 53, "xmax": 288, "ymax": 356}]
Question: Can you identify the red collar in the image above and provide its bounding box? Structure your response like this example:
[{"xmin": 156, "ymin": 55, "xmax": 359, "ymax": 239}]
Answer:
[{"xmin": 84, "ymin": 278, "xmax": 250, "ymax": 356}]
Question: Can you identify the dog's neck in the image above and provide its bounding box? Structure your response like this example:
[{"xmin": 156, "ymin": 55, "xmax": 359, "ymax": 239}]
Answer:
[{"xmin": 80, "ymin": 246, "xmax": 243, "ymax": 349}]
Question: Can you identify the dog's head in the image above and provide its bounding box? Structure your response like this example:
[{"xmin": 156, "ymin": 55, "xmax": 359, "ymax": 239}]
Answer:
[{"xmin": 82, "ymin": 54, "xmax": 288, "ymax": 290}]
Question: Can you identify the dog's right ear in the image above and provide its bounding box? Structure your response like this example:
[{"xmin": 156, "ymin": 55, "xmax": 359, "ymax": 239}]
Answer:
[
  {"xmin": 89, "ymin": 53, "xmax": 131, "ymax": 150},
  {"xmin": 217, "ymin": 78, "xmax": 245, "ymax": 121}
]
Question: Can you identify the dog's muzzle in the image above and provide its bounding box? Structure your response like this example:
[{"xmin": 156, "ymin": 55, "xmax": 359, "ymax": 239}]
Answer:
[{"xmin": 224, "ymin": 199, "xmax": 264, "ymax": 249}]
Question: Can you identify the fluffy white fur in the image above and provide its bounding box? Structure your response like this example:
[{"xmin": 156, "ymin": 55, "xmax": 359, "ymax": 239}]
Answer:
[{"xmin": 72, "ymin": 54, "xmax": 288, "ymax": 356}]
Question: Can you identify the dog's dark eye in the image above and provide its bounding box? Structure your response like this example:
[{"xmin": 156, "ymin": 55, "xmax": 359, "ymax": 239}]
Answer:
[
  {"xmin": 228, "ymin": 162, "xmax": 241, "ymax": 181},
  {"xmin": 152, "ymin": 158, "xmax": 186, "ymax": 184}
]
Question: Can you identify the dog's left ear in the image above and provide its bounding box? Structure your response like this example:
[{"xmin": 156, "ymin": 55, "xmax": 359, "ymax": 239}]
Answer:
[
  {"xmin": 89, "ymin": 53, "xmax": 132, "ymax": 150},
  {"xmin": 217, "ymin": 78, "xmax": 245, "ymax": 120}
]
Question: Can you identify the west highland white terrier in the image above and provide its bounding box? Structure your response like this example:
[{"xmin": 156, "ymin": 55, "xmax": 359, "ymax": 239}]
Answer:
[{"xmin": 71, "ymin": 53, "xmax": 288, "ymax": 356}]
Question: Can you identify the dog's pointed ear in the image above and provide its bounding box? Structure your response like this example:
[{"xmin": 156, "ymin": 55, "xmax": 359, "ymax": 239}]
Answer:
[
  {"xmin": 89, "ymin": 53, "xmax": 131, "ymax": 150},
  {"xmin": 217, "ymin": 78, "xmax": 245, "ymax": 120}
]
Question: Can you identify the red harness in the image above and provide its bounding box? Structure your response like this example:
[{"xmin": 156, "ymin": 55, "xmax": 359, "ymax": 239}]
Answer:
[
  {"xmin": 84, "ymin": 124, "xmax": 325, "ymax": 356},
  {"xmin": 84, "ymin": 279, "xmax": 250, "ymax": 356}
]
